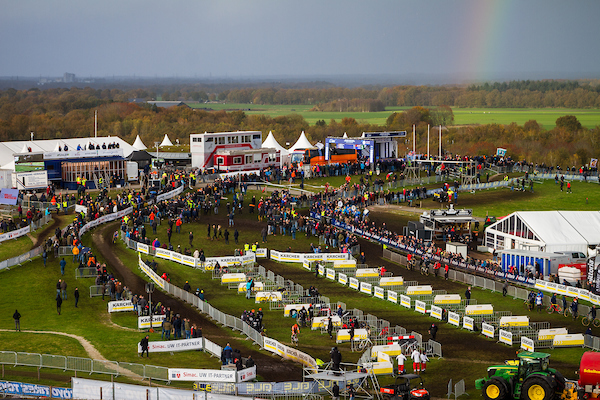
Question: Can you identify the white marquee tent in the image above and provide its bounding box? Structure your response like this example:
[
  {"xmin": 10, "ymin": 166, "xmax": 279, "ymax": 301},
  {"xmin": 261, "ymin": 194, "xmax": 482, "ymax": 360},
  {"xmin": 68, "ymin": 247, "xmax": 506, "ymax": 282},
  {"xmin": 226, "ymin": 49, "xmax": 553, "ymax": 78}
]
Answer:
[
  {"xmin": 262, "ymin": 131, "xmax": 287, "ymax": 154},
  {"xmin": 159, "ymin": 134, "xmax": 173, "ymax": 147},
  {"xmin": 289, "ymin": 131, "xmax": 314, "ymax": 152},
  {"xmin": 484, "ymin": 211, "xmax": 600, "ymax": 254},
  {"xmin": 132, "ymin": 135, "xmax": 147, "ymax": 151},
  {"xmin": 0, "ymin": 137, "xmax": 135, "ymax": 171}
]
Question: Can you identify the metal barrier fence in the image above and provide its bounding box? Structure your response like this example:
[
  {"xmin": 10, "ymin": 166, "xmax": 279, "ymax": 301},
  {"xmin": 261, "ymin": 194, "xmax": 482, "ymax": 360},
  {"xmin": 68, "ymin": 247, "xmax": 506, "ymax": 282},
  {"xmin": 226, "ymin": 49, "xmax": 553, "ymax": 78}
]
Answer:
[
  {"xmin": 0, "ymin": 350, "xmax": 169, "ymax": 381},
  {"xmin": 382, "ymin": 247, "xmax": 600, "ymax": 350},
  {"xmin": 0, "ymin": 245, "xmax": 43, "ymax": 273},
  {"xmin": 75, "ymin": 267, "xmax": 98, "ymax": 279}
]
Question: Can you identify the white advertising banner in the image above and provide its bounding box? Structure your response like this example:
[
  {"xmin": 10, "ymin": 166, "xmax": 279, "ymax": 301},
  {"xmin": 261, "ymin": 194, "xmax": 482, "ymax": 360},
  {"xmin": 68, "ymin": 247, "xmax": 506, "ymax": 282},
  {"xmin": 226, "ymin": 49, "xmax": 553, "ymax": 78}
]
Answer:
[
  {"xmin": 138, "ymin": 315, "xmax": 166, "ymax": 329},
  {"xmin": 156, "ymin": 185, "xmax": 184, "ymax": 202},
  {"xmin": 499, "ymin": 329, "xmax": 513, "ymax": 346},
  {"xmin": 139, "ymin": 255, "xmax": 166, "ymax": 290},
  {"xmin": 338, "ymin": 273, "xmax": 348, "ymax": 285},
  {"xmin": 538, "ymin": 328, "xmax": 568, "ymax": 341},
  {"xmin": 521, "ymin": 337, "xmax": 534, "ymax": 352},
  {"xmin": 448, "ymin": 311, "xmax": 460, "ymax": 327},
  {"xmin": 168, "ymin": 368, "xmax": 236, "ymax": 383},
  {"xmin": 387, "ymin": 290, "xmax": 397, "ymax": 303},
  {"xmin": 349, "ymin": 278, "xmax": 359, "ymax": 290},
  {"xmin": 237, "ymin": 366, "xmax": 257, "ymax": 382},
  {"xmin": 14, "ymin": 171, "xmax": 48, "ymax": 189},
  {"xmin": 108, "ymin": 300, "xmax": 133, "ymax": 313},
  {"xmin": 137, "ymin": 243, "xmax": 149, "ymax": 254},
  {"xmin": 482, "ymin": 323, "xmax": 495, "ymax": 338},
  {"xmin": 430, "ymin": 305, "xmax": 442, "ymax": 320},
  {"xmin": 138, "ymin": 338, "xmax": 203, "ymax": 353},
  {"xmin": 415, "ymin": 300, "xmax": 426, "ymax": 314},
  {"xmin": 463, "ymin": 316, "xmax": 474, "ymax": 331},
  {"xmin": 326, "ymin": 268, "xmax": 336, "ymax": 280},
  {"xmin": 0, "ymin": 226, "xmax": 30, "ymax": 244},
  {"xmin": 72, "ymin": 377, "xmax": 114, "ymax": 400},
  {"xmin": 360, "ymin": 282, "xmax": 372, "ymax": 295},
  {"xmin": 400, "ymin": 294, "xmax": 411, "ymax": 308},
  {"xmin": 374, "ymin": 286, "xmax": 385, "ymax": 300}
]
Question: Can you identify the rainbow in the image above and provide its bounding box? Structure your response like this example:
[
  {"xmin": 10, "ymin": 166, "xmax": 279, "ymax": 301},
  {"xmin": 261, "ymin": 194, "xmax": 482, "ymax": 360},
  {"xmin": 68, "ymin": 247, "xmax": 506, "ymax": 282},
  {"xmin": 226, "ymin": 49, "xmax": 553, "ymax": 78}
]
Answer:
[{"xmin": 458, "ymin": 1, "xmax": 513, "ymax": 82}]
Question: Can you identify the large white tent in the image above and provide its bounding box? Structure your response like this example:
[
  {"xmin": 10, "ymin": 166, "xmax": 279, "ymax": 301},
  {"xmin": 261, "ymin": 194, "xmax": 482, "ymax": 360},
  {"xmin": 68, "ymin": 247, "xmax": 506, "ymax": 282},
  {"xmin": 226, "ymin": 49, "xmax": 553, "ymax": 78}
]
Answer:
[
  {"xmin": 485, "ymin": 211, "xmax": 600, "ymax": 254},
  {"xmin": 159, "ymin": 134, "xmax": 173, "ymax": 147},
  {"xmin": 289, "ymin": 131, "xmax": 314, "ymax": 152},
  {"xmin": 262, "ymin": 131, "xmax": 287, "ymax": 153},
  {"xmin": 132, "ymin": 135, "xmax": 147, "ymax": 151},
  {"xmin": 0, "ymin": 136, "xmax": 135, "ymax": 170}
]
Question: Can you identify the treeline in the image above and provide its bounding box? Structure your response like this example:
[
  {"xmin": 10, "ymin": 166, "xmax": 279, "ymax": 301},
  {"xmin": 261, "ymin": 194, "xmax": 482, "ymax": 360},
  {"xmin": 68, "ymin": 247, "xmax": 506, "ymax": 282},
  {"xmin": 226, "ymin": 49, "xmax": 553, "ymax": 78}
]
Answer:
[
  {"xmin": 309, "ymin": 99, "xmax": 385, "ymax": 112},
  {"xmin": 2, "ymin": 86, "xmax": 600, "ymax": 168}
]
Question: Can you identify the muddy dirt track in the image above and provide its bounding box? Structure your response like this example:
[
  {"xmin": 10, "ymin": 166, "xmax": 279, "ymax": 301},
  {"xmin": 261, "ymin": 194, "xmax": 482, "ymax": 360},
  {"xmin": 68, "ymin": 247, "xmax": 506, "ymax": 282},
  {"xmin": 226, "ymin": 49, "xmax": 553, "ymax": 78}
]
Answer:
[{"xmin": 92, "ymin": 221, "xmax": 303, "ymax": 382}]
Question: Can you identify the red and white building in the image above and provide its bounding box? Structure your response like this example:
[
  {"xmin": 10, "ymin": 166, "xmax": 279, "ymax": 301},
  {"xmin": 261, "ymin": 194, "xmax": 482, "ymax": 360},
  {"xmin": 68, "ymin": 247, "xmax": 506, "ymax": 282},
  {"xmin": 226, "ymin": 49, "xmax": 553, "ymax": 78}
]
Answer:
[
  {"xmin": 190, "ymin": 131, "xmax": 279, "ymax": 171},
  {"xmin": 214, "ymin": 147, "xmax": 279, "ymax": 172}
]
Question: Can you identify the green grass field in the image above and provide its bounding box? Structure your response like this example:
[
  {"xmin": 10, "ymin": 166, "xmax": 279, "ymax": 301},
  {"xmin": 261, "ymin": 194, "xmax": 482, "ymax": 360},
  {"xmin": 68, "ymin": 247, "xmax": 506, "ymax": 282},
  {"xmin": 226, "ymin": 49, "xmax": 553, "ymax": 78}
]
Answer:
[
  {"xmin": 189, "ymin": 102, "xmax": 600, "ymax": 129},
  {"xmin": 1, "ymin": 174, "xmax": 598, "ymax": 393}
]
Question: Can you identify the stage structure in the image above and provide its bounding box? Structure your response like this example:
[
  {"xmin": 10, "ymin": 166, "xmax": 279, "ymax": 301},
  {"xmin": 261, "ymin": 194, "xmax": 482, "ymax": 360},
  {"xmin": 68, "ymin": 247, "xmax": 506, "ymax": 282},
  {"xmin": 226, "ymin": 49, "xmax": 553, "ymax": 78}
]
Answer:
[
  {"xmin": 304, "ymin": 362, "xmax": 382, "ymax": 400},
  {"xmin": 404, "ymin": 158, "xmax": 478, "ymax": 186}
]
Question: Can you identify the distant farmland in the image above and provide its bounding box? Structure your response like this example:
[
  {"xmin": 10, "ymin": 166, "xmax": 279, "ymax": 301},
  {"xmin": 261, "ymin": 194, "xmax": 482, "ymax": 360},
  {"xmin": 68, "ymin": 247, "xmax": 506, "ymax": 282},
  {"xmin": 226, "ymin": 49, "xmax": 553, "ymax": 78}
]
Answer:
[{"xmin": 189, "ymin": 103, "xmax": 600, "ymax": 129}]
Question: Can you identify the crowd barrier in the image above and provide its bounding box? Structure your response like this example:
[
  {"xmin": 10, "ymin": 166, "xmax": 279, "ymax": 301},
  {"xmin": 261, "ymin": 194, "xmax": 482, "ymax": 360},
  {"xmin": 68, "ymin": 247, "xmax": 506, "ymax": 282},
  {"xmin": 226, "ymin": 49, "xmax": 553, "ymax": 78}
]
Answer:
[
  {"xmin": 380, "ymin": 248, "xmax": 600, "ymax": 350},
  {"xmin": 0, "ymin": 213, "xmax": 52, "ymax": 246},
  {"xmin": 0, "ymin": 350, "xmax": 169, "ymax": 382},
  {"xmin": 270, "ymin": 250, "xmax": 353, "ymax": 263},
  {"xmin": 137, "ymin": 256, "xmax": 318, "ymax": 371},
  {"xmin": 315, "ymin": 213, "xmax": 536, "ymax": 287}
]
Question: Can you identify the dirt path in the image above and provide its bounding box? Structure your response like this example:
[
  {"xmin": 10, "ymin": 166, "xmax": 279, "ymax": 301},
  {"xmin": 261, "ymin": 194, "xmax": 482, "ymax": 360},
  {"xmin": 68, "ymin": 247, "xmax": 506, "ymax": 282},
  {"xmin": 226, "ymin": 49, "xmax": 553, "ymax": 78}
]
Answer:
[
  {"xmin": 29, "ymin": 214, "xmax": 62, "ymax": 247},
  {"xmin": 0, "ymin": 328, "xmax": 144, "ymax": 380},
  {"xmin": 92, "ymin": 221, "xmax": 304, "ymax": 382}
]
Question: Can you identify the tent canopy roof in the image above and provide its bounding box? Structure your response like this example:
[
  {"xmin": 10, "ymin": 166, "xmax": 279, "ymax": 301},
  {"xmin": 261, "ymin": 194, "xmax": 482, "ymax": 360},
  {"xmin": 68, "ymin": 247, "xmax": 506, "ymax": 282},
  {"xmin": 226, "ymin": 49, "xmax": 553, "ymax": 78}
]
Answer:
[
  {"xmin": 289, "ymin": 131, "xmax": 314, "ymax": 152},
  {"xmin": 486, "ymin": 211, "xmax": 600, "ymax": 248},
  {"xmin": 262, "ymin": 131, "xmax": 287, "ymax": 153},
  {"xmin": 132, "ymin": 135, "xmax": 147, "ymax": 150},
  {"xmin": 160, "ymin": 134, "xmax": 173, "ymax": 147}
]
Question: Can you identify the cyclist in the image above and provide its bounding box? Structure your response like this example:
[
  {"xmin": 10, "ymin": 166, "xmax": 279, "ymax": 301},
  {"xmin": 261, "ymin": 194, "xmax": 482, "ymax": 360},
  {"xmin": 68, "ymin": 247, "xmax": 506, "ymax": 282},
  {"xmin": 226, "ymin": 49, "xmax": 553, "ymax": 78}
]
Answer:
[
  {"xmin": 548, "ymin": 293, "xmax": 559, "ymax": 313},
  {"xmin": 291, "ymin": 323, "xmax": 300, "ymax": 346},
  {"xmin": 527, "ymin": 291, "xmax": 535, "ymax": 311},
  {"xmin": 589, "ymin": 305, "xmax": 597, "ymax": 322},
  {"xmin": 570, "ymin": 297, "xmax": 579, "ymax": 320},
  {"xmin": 535, "ymin": 291, "xmax": 543, "ymax": 312}
]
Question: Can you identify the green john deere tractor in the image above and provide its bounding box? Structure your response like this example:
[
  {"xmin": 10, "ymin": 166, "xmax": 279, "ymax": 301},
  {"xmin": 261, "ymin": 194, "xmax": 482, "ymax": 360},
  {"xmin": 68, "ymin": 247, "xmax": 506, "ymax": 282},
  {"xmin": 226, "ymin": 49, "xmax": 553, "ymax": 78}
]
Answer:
[{"xmin": 475, "ymin": 351, "xmax": 566, "ymax": 400}]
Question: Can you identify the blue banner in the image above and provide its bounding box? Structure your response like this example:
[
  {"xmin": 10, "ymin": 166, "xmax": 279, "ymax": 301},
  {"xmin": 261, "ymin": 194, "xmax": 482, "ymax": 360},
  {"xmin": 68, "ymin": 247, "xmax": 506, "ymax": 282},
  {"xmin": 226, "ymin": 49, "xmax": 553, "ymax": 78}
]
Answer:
[{"xmin": 0, "ymin": 380, "xmax": 72, "ymax": 399}]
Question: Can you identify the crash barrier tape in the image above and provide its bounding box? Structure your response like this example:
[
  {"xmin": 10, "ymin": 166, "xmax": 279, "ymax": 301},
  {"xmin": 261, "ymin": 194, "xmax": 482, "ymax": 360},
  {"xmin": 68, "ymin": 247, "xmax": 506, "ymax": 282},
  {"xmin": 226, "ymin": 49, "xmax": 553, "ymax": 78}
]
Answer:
[
  {"xmin": 137, "ymin": 256, "xmax": 318, "ymax": 371},
  {"xmin": 0, "ymin": 380, "xmax": 72, "ymax": 399},
  {"xmin": 0, "ymin": 350, "xmax": 170, "ymax": 382}
]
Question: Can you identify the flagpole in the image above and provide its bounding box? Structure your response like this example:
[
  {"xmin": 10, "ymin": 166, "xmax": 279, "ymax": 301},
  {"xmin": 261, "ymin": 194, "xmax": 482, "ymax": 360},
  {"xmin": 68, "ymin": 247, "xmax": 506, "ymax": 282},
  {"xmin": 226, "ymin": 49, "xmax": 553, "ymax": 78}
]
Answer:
[
  {"xmin": 427, "ymin": 124, "xmax": 430, "ymax": 160},
  {"xmin": 412, "ymin": 124, "xmax": 415, "ymax": 154}
]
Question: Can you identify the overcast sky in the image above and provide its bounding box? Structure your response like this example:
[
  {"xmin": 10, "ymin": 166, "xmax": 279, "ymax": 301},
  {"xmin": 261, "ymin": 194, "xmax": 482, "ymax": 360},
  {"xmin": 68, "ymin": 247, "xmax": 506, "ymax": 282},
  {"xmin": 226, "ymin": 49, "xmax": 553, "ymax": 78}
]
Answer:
[{"xmin": 1, "ymin": 0, "xmax": 600, "ymax": 83}]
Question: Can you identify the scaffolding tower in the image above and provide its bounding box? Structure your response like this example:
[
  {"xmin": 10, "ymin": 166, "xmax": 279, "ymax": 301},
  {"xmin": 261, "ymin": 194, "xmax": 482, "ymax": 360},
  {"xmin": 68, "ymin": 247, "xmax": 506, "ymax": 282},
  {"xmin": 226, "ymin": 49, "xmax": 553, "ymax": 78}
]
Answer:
[{"xmin": 304, "ymin": 362, "xmax": 382, "ymax": 400}]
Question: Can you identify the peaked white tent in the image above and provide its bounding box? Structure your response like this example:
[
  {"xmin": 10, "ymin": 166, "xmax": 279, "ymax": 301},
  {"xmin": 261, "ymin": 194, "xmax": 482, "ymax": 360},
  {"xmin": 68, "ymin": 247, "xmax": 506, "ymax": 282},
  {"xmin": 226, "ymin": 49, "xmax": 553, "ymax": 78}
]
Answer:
[
  {"xmin": 343, "ymin": 132, "xmax": 348, "ymax": 138},
  {"xmin": 160, "ymin": 134, "xmax": 173, "ymax": 147},
  {"xmin": 289, "ymin": 131, "xmax": 314, "ymax": 152},
  {"xmin": 132, "ymin": 135, "xmax": 147, "ymax": 151},
  {"xmin": 262, "ymin": 131, "xmax": 286, "ymax": 153}
]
